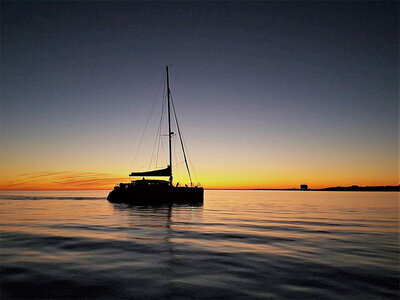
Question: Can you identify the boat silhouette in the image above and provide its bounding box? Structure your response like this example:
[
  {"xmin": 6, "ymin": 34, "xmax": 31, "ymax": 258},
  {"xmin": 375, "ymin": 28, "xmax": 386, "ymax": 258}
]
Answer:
[{"xmin": 107, "ymin": 66, "xmax": 204, "ymax": 204}]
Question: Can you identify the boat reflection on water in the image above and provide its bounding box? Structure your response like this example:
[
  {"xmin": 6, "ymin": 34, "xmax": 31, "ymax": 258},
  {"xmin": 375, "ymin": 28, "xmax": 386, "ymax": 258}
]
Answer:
[
  {"xmin": 109, "ymin": 202, "xmax": 204, "ymax": 284},
  {"xmin": 110, "ymin": 202, "xmax": 204, "ymax": 214},
  {"xmin": 109, "ymin": 202, "xmax": 204, "ymax": 233}
]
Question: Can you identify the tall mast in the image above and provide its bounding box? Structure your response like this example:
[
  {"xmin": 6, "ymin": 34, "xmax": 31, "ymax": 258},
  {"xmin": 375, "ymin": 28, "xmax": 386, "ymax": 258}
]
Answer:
[{"xmin": 166, "ymin": 65, "xmax": 173, "ymax": 184}]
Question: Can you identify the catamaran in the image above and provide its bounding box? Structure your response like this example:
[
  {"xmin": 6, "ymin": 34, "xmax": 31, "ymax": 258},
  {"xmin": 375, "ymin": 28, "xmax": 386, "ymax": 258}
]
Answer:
[{"xmin": 107, "ymin": 66, "xmax": 204, "ymax": 204}]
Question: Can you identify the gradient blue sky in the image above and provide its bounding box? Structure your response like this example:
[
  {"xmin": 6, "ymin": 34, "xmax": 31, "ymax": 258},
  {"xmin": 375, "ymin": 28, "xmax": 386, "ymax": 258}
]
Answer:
[{"xmin": 1, "ymin": 1, "xmax": 398, "ymax": 189}]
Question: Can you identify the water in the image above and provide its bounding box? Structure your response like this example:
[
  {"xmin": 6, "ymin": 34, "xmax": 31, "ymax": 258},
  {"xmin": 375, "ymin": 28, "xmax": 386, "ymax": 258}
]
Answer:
[{"xmin": 0, "ymin": 190, "xmax": 398, "ymax": 299}]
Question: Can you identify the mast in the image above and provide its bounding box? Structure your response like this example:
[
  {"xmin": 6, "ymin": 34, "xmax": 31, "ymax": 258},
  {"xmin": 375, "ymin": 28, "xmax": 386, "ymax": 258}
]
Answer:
[{"xmin": 166, "ymin": 65, "xmax": 173, "ymax": 184}]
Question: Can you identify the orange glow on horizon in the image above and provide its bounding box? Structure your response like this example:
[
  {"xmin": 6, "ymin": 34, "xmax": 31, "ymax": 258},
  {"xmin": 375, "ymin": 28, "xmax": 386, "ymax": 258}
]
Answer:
[{"xmin": 0, "ymin": 170, "xmax": 397, "ymax": 191}]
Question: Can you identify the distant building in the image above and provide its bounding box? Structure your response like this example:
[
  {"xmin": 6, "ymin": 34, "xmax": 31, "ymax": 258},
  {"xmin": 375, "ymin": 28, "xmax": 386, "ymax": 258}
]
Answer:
[{"xmin": 300, "ymin": 184, "xmax": 308, "ymax": 190}]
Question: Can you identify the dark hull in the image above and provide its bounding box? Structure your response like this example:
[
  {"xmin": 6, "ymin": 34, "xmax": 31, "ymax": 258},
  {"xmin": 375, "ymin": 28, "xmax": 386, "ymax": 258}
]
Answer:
[{"xmin": 107, "ymin": 186, "xmax": 204, "ymax": 204}]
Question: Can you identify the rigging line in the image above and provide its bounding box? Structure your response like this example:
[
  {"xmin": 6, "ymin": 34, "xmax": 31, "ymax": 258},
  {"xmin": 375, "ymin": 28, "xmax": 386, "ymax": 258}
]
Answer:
[
  {"xmin": 174, "ymin": 161, "xmax": 186, "ymax": 184},
  {"xmin": 173, "ymin": 137, "xmax": 179, "ymax": 184},
  {"xmin": 177, "ymin": 125, "xmax": 201, "ymax": 185},
  {"xmin": 151, "ymin": 92, "xmax": 167, "ymax": 168},
  {"xmin": 171, "ymin": 99, "xmax": 201, "ymax": 185},
  {"xmin": 155, "ymin": 132, "xmax": 162, "ymax": 168},
  {"xmin": 149, "ymin": 116, "xmax": 162, "ymax": 169},
  {"xmin": 149, "ymin": 91, "xmax": 167, "ymax": 169},
  {"xmin": 156, "ymin": 89, "xmax": 167, "ymax": 168},
  {"xmin": 173, "ymin": 161, "xmax": 185, "ymax": 168},
  {"xmin": 188, "ymin": 156, "xmax": 201, "ymax": 185},
  {"xmin": 128, "ymin": 72, "xmax": 165, "ymax": 174},
  {"xmin": 155, "ymin": 130, "xmax": 161, "ymax": 168},
  {"xmin": 170, "ymin": 93, "xmax": 193, "ymax": 185},
  {"xmin": 159, "ymin": 135, "xmax": 168, "ymax": 165},
  {"xmin": 178, "ymin": 127, "xmax": 201, "ymax": 185}
]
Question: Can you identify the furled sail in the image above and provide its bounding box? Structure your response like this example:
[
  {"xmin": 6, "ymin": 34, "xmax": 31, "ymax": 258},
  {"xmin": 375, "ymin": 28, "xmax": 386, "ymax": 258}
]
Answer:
[{"xmin": 129, "ymin": 166, "xmax": 171, "ymax": 177}]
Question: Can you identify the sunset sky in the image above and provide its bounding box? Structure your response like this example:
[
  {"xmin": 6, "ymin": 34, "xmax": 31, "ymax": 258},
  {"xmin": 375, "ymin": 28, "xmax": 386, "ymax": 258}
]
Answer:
[{"xmin": 1, "ymin": 1, "xmax": 398, "ymax": 190}]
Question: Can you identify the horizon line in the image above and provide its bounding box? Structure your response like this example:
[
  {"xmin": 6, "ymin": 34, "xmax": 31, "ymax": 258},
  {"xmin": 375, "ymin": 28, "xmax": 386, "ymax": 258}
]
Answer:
[{"xmin": 0, "ymin": 184, "xmax": 398, "ymax": 192}]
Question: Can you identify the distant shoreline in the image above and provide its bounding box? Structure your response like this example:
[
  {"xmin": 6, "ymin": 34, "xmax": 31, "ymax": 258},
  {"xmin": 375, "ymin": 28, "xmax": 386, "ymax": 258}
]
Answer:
[
  {"xmin": 0, "ymin": 185, "xmax": 398, "ymax": 192},
  {"xmin": 207, "ymin": 185, "xmax": 400, "ymax": 192}
]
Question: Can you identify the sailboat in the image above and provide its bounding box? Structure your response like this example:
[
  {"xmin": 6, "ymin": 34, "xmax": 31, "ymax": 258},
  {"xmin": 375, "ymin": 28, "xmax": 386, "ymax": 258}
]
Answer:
[{"xmin": 107, "ymin": 66, "xmax": 204, "ymax": 204}]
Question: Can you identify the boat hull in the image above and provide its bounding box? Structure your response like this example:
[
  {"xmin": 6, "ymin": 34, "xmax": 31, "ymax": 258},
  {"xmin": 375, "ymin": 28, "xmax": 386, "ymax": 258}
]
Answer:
[{"xmin": 107, "ymin": 186, "xmax": 204, "ymax": 204}]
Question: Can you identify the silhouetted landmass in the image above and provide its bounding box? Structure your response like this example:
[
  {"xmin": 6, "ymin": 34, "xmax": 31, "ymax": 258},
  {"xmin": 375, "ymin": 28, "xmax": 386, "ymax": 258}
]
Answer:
[
  {"xmin": 317, "ymin": 185, "xmax": 399, "ymax": 191},
  {"xmin": 209, "ymin": 185, "xmax": 400, "ymax": 191}
]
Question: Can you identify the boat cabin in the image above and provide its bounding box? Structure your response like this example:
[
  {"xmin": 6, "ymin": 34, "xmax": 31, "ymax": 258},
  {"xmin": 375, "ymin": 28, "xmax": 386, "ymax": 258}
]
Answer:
[{"xmin": 116, "ymin": 179, "xmax": 171, "ymax": 189}]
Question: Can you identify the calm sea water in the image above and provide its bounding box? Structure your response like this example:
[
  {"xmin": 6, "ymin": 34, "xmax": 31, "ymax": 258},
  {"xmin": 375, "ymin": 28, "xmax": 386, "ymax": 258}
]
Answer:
[{"xmin": 0, "ymin": 190, "xmax": 398, "ymax": 299}]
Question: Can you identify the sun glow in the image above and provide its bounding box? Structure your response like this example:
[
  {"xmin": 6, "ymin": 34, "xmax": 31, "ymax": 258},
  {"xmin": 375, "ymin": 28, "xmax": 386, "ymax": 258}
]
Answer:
[{"xmin": 1, "ymin": 163, "xmax": 397, "ymax": 190}]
